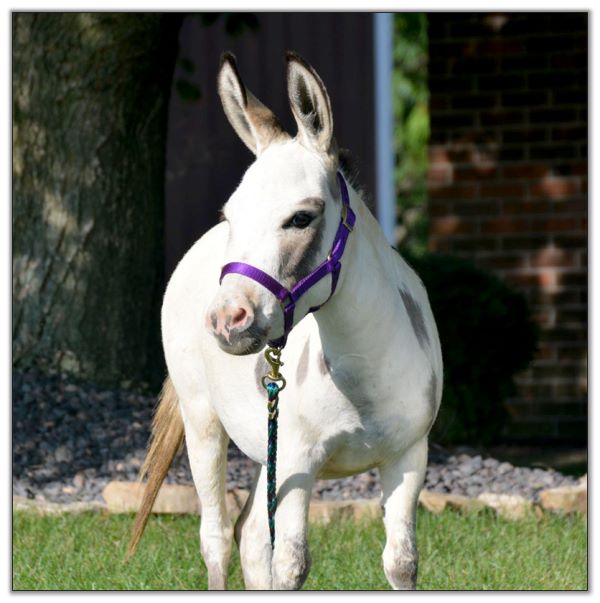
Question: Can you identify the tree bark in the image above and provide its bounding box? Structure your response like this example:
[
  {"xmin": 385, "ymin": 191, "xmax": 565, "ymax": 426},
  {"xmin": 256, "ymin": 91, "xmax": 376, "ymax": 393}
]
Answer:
[{"xmin": 13, "ymin": 13, "xmax": 180, "ymax": 386}]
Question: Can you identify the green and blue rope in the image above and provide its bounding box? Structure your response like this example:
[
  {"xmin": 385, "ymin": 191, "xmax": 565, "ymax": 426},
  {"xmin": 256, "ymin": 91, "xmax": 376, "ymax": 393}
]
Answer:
[{"xmin": 265, "ymin": 381, "xmax": 280, "ymax": 548}]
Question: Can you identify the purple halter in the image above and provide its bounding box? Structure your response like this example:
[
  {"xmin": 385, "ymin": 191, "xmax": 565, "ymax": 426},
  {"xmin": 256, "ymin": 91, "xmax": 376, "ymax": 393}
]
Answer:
[{"xmin": 219, "ymin": 171, "xmax": 356, "ymax": 349}]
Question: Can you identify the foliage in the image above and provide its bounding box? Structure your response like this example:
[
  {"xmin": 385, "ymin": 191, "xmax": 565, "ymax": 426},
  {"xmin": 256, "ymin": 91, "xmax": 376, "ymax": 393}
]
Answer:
[
  {"xmin": 13, "ymin": 510, "xmax": 586, "ymax": 590},
  {"xmin": 174, "ymin": 13, "xmax": 260, "ymax": 104},
  {"xmin": 175, "ymin": 78, "xmax": 202, "ymax": 101},
  {"xmin": 402, "ymin": 251, "xmax": 540, "ymax": 445},
  {"xmin": 196, "ymin": 12, "xmax": 259, "ymax": 36},
  {"xmin": 393, "ymin": 13, "xmax": 430, "ymax": 256}
]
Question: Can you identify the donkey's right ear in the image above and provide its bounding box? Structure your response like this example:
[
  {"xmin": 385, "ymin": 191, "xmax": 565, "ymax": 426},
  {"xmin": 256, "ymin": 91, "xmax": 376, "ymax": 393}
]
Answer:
[
  {"xmin": 286, "ymin": 51, "xmax": 334, "ymax": 155},
  {"xmin": 217, "ymin": 52, "xmax": 289, "ymax": 155}
]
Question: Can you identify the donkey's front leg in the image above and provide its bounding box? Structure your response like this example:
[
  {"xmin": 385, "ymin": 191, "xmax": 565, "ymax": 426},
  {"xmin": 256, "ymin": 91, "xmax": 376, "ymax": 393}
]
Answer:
[
  {"xmin": 234, "ymin": 463, "xmax": 273, "ymax": 589},
  {"xmin": 180, "ymin": 397, "xmax": 233, "ymax": 590},
  {"xmin": 270, "ymin": 465, "xmax": 315, "ymax": 590},
  {"xmin": 378, "ymin": 437, "xmax": 428, "ymax": 590}
]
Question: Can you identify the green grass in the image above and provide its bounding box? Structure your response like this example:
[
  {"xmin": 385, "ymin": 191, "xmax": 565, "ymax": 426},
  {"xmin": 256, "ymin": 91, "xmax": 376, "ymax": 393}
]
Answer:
[{"xmin": 13, "ymin": 508, "xmax": 587, "ymax": 591}]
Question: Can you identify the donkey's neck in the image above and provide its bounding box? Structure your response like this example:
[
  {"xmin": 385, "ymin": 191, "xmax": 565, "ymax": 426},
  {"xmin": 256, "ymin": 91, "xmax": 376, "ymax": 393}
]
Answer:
[{"xmin": 314, "ymin": 185, "xmax": 401, "ymax": 363}]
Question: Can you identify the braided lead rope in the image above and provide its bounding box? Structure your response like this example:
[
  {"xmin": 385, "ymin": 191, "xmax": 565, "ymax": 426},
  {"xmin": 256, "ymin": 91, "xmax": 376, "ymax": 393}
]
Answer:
[
  {"xmin": 265, "ymin": 382, "xmax": 280, "ymax": 548},
  {"xmin": 261, "ymin": 346, "xmax": 286, "ymax": 550}
]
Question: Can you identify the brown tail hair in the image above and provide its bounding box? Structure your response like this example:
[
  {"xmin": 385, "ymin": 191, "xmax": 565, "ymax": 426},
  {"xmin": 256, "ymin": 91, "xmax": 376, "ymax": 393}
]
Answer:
[{"xmin": 126, "ymin": 376, "xmax": 184, "ymax": 559}]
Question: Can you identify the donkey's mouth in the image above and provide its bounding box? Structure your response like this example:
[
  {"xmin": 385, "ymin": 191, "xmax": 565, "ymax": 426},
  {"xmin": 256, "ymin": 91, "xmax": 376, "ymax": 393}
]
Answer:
[{"xmin": 213, "ymin": 323, "xmax": 268, "ymax": 356}]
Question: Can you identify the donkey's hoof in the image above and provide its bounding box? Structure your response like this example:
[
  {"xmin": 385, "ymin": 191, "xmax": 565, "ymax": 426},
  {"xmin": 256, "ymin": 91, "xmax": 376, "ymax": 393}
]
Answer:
[{"xmin": 272, "ymin": 538, "xmax": 311, "ymax": 590}]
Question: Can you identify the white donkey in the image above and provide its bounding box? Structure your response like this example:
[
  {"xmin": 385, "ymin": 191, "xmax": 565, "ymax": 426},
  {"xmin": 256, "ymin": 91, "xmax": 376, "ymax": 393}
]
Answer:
[{"xmin": 129, "ymin": 51, "xmax": 443, "ymax": 591}]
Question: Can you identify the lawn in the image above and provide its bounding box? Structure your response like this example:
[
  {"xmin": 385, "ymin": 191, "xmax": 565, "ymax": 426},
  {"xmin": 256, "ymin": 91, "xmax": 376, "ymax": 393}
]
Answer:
[{"xmin": 13, "ymin": 508, "xmax": 587, "ymax": 591}]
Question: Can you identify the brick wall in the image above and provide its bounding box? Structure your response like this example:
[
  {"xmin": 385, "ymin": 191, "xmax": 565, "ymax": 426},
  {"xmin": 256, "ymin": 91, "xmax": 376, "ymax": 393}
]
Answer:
[{"xmin": 427, "ymin": 13, "xmax": 588, "ymax": 442}]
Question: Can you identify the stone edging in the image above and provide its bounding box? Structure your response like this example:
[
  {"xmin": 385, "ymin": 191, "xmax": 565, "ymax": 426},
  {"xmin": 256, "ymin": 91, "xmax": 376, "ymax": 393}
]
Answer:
[
  {"xmin": 13, "ymin": 497, "xmax": 106, "ymax": 515},
  {"xmin": 13, "ymin": 475, "xmax": 586, "ymax": 521}
]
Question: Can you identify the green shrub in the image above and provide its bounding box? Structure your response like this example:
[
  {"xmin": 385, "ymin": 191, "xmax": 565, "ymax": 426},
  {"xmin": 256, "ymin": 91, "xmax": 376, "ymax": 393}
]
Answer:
[
  {"xmin": 401, "ymin": 251, "xmax": 539, "ymax": 445},
  {"xmin": 393, "ymin": 13, "xmax": 430, "ymax": 256}
]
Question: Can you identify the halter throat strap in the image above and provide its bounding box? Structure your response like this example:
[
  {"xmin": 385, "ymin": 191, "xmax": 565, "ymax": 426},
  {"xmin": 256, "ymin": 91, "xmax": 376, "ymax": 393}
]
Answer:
[{"xmin": 219, "ymin": 171, "xmax": 356, "ymax": 348}]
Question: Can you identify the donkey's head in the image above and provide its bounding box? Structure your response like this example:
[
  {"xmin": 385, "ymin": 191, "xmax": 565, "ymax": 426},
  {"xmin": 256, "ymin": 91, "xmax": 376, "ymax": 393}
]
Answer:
[{"xmin": 206, "ymin": 51, "xmax": 347, "ymax": 354}]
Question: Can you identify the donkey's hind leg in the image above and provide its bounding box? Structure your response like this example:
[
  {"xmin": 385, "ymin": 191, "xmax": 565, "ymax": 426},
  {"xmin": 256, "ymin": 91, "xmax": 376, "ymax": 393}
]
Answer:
[
  {"xmin": 179, "ymin": 396, "xmax": 233, "ymax": 590},
  {"xmin": 234, "ymin": 464, "xmax": 273, "ymax": 589},
  {"xmin": 378, "ymin": 437, "xmax": 428, "ymax": 590}
]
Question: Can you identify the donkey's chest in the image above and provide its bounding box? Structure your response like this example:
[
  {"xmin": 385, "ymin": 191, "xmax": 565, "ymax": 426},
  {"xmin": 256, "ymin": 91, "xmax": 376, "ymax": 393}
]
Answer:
[{"xmin": 206, "ymin": 346, "xmax": 412, "ymax": 472}]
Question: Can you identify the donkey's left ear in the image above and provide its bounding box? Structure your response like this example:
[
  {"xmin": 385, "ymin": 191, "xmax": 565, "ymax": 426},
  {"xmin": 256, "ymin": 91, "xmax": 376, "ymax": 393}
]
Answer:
[
  {"xmin": 286, "ymin": 51, "xmax": 334, "ymax": 155},
  {"xmin": 218, "ymin": 52, "xmax": 288, "ymax": 155}
]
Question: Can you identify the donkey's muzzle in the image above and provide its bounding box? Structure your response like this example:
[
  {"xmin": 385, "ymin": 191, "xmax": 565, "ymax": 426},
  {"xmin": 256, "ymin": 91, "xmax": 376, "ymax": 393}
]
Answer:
[{"xmin": 206, "ymin": 301, "xmax": 266, "ymax": 355}]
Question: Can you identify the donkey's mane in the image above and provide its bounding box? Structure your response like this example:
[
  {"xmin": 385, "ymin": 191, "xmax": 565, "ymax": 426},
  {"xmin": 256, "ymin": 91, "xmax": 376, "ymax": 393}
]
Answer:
[{"xmin": 337, "ymin": 147, "xmax": 372, "ymax": 209}]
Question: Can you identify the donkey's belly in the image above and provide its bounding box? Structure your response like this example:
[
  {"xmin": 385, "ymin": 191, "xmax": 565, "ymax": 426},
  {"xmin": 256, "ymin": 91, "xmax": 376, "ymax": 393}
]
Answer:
[
  {"xmin": 316, "ymin": 413, "xmax": 409, "ymax": 479},
  {"xmin": 318, "ymin": 437, "xmax": 385, "ymax": 479},
  {"xmin": 312, "ymin": 360, "xmax": 432, "ymax": 479}
]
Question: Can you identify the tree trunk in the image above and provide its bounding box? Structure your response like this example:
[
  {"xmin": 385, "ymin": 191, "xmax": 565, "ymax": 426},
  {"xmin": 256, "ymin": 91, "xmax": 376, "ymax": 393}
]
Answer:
[{"xmin": 12, "ymin": 13, "xmax": 180, "ymax": 386}]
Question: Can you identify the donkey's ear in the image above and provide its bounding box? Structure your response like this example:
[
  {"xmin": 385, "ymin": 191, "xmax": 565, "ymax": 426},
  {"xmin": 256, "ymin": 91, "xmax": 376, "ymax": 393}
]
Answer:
[
  {"xmin": 286, "ymin": 51, "xmax": 334, "ymax": 155},
  {"xmin": 217, "ymin": 52, "xmax": 288, "ymax": 155}
]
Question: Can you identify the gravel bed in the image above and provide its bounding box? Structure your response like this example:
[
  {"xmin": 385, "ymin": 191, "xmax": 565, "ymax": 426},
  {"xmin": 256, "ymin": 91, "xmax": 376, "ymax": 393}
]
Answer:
[{"xmin": 13, "ymin": 371, "xmax": 580, "ymax": 506}]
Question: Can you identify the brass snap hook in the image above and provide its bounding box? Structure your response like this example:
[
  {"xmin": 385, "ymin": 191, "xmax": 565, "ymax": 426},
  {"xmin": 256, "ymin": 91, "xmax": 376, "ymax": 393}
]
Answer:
[{"xmin": 262, "ymin": 346, "xmax": 287, "ymax": 391}]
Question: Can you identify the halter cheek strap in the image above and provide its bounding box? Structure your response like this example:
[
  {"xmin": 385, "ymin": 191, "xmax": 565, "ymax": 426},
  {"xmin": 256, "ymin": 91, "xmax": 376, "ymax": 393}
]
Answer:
[{"xmin": 219, "ymin": 171, "xmax": 356, "ymax": 348}]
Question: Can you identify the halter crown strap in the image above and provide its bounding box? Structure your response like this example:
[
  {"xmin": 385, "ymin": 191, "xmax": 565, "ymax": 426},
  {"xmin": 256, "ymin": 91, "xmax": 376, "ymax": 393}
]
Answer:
[{"xmin": 220, "ymin": 171, "xmax": 356, "ymax": 348}]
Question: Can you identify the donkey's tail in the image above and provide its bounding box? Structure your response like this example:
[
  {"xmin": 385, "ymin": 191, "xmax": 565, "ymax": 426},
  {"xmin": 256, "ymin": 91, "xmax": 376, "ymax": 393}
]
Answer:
[{"xmin": 126, "ymin": 376, "xmax": 184, "ymax": 559}]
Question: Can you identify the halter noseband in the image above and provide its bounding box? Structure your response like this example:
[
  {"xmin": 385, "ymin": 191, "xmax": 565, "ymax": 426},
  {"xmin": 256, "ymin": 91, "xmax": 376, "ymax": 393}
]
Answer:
[{"xmin": 219, "ymin": 171, "xmax": 356, "ymax": 348}]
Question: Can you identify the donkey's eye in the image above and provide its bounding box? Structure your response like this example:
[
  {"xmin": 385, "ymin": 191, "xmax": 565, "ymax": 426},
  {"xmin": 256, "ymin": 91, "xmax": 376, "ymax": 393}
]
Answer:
[{"xmin": 284, "ymin": 211, "xmax": 314, "ymax": 230}]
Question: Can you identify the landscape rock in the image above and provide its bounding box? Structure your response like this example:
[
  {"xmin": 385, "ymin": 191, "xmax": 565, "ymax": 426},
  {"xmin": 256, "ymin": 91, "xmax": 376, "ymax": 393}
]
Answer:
[
  {"xmin": 226, "ymin": 488, "xmax": 250, "ymax": 520},
  {"xmin": 419, "ymin": 489, "xmax": 485, "ymax": 514},
  {"xmin": 54, "ymin": 445, "xmax": 73, "ymax": 464},
  {"xmin": 419, "ymin": 489, "xmax": 449, "ymax": 513},
  {"xmin": 309, "ymin": 498, "xmax": 382, "ymax": 523},
  {"xmin": 497, "ymin": 462, "xmax": 513, "ymax": 475},
  {"xmin": 13, "ymin": 495, "xmax": 104, "ymax": 515},
  {"xmin": 477, "ymin": 492, "xmax": 533, "ymax": 520},
  {"xmin": 102, "ymin": 481, "xmax": 200, "ymax": 514},
  {"xmin": 538, "ymin": 480, "xmax": 587, "ymax": 514},
  {"xmin": 101, "ymin": 481, "xmax": 252, "ymax": 519}
]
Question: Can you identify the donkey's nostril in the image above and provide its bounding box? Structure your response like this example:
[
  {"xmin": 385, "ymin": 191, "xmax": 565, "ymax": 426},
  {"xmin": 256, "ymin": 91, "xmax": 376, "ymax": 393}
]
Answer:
[
  {"xmin": 207, "ymin": 301, "xmax": 256, "ymax": 346},
  {"xmin": 230, "ymin": 306, "xmax": 248, "ymax": 329}
]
